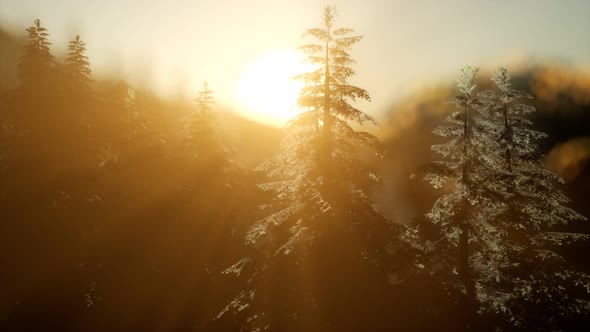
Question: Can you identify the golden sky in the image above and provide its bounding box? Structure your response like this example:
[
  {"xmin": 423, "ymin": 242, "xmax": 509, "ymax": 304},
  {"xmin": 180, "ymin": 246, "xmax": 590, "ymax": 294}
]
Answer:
[{"xmin": 1, "ymin": 0, "xmax": 589, "ymax": 125}]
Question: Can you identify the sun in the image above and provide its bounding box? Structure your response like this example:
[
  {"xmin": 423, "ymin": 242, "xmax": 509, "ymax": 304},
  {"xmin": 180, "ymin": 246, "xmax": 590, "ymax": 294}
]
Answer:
[{"xmin": 236, "ymin": 50, "xmax": 312, "ymax": 127}]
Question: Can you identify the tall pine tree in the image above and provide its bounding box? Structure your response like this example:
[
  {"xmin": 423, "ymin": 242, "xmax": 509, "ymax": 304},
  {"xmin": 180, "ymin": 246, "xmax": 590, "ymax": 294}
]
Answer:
[
  {"xmin": 248, "ymin": 4, "xmax": 386, "ymax": 251},
  {"xmin": 217, "ymin": 6, "xmax": 398, "ymax": 331},
  {"xmin": 64, "ymin": 35, "xmax": 92, "ymax": 92},
  {"xmin": 183, "ymin": 81, "xmax": 234, "ymax": 185},
  {"xmin": 18, "ymin": 19, "xmax": 55, "ymax": 89},
  {"xmin": 419, "ymin": 65, "xmax": 490, "ymax": 295},
  {"xmin": 414, "ymin": 66, "xmax": 506, "ymax": 330},
  {"xmin": 418, "ymin": 66, "xmax": 590, "ymax": 329},
  {"xmin": 470, "ymin": 67, "xmax": 590, "ymax": 328}
]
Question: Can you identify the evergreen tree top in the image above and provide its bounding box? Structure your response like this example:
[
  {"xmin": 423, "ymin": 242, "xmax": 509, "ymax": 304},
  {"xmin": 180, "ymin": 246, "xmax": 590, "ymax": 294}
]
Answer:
[
  {"xmin": 457, "ymin": 65, "xmax": 479, "ymax": 97},
  {"xmin": 65, "ymin": 34, "xmax": 93, "ymax": 90},
  {"xmin": 293, "ymin": 5, "xmax": 372, "ymax": 125},
  {"xmin": 18, "ymin": 18, "xmax": 55, "ymax": 87},
  {"xmin": 195, "ymin": 81, "xmax": 215, "ymax": 112},
  {"xmin": 491, "ymin": 67, "xmax": 511, "ymax": 93}
]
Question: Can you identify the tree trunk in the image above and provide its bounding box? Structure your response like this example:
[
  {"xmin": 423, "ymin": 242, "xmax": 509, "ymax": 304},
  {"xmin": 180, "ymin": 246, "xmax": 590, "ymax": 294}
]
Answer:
[
  {"xmin": 503, "ymin": 103, "xmax": 512, "ymax": 175},
  {"xmin": 459, "ymin": 223, "xmax": 474, "ymax": 297},
  {"xmin": 460, "ymin": 106, "xmax": 478, "ymax": 330},
  {"xmin": 321, "ymin": 40, "xmax": 334, "ymax": 198},
  {"xmin": 460, "ymin": 106, "xmax": 475, "ymax": 298},
  {"xmin": 323, "ymin": 41, "xmax": 331, "ymax": 159}
]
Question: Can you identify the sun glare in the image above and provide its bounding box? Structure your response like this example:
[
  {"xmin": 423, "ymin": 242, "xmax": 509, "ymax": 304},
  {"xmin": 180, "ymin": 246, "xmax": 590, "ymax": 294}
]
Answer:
[{"xmin": 236, "ymin": 50, "xmax": 313, "ymax": 127}]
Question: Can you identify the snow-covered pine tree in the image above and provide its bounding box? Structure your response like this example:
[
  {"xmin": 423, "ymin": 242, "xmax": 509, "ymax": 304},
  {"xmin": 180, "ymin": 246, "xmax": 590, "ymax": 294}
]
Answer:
[
  {"xmin": 411, "ymin": 66, "xmax": 520, "ymax": 331},
  {"xmin": 64, "ymin": 35, "xmax": 92, "ymax": 91},
  {"xmin": 18, "ymin": 19, "xmax": 55, "ymax": 89},
  {"xmin": 418, "ymin": 65, "xmax": 496, "ymax": 300},
  {"xmin": 216, "ymin": 6, "xmax": 396, "ymax": 331},
  {"xmin": 418, "ymin": 66, "xmax": 590, "ymax": 329},
  {"xmin": 467, "ymin": 67, "xmax": 590, "ymax": 328}
]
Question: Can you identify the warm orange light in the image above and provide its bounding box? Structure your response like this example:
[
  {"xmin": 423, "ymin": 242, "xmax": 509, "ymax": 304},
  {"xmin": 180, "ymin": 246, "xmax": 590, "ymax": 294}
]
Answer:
[{"xmin": 236, "ymin": 50, "xmax": 313, "ymax": 126}]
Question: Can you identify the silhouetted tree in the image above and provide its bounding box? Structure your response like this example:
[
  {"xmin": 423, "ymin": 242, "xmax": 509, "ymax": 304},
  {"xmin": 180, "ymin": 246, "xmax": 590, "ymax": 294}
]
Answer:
[
  {"xmin": 185, "ymin": 81, "xmax": 216, "ymax": 155},
  {"xmin": 18, "ymin": 19, "xmax": 55, "ymax": 88},
  {"xmin": 293, "ymin": 5, "xmax": 373, "ymax": 178},
  {"xmin": 64, "ymin": 35, "xmax": 92, "ymax": 92},
  {"xmin": 250, "ymin": 4, "xmax": 387, "ymax": 252},
  {"xmin": 183, "ymin": 81, "xmax": 233, "ymax": 179},
  {"xmin": 196, "ymin": 80, "xmax": 215, "ymax": 111}
]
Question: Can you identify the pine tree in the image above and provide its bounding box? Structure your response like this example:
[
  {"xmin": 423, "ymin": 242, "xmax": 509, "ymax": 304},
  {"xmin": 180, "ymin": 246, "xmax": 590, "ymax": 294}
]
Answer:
[
  {"xmin": 293, "ymin": 5, "xmax": 375, "ymax": 185},
  {"xmin": 64, "ymin": 35, "xmax": 92, "ymax": 91},
  {"xmin": 412, "ymin": 66, "xmax": 514, "ymax": 330},
  {"xmin": 418, "ymin": 66, "xmax": 493, "ymax": 300},
  {"xmin": 185, "ymin": 81, "xmax": 218, "ymax": 156},
  {"xmin": 468, "ymin": 67, "xmax": 590, "ymax": 328},
  {"xmin": 249, "ymin": 5, "xmax": 384, "ymax": 244},
  {"xmin": 195, "ymin": 80, "xmax": 215, "ymax": 113},
  {"xmin": 18, "ymin": 19, "xmax": 55, "ymax": 88},
  {"xmin": 183, "ymin": 81, "xmax": 232, "ymax": 179},
  {"xmin": 418, "ymin": 66, "xmax": 590, "ymax": 329},
  {"xmin": 216, "ymin": 6, "xmax": 396, "ymax": 331}
]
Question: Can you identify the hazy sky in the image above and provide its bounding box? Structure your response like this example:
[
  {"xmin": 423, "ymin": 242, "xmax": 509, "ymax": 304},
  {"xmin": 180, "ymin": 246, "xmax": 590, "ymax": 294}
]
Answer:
[{"xmin": 1, "ymin": 0, "xmax": 589, "ymax": 124}]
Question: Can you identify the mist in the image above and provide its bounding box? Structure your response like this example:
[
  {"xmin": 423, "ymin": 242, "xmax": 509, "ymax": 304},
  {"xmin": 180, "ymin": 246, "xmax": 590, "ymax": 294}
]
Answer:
[{"xmin": 1, "ymin": 5, "xmax": 589, "ymax": 331}]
